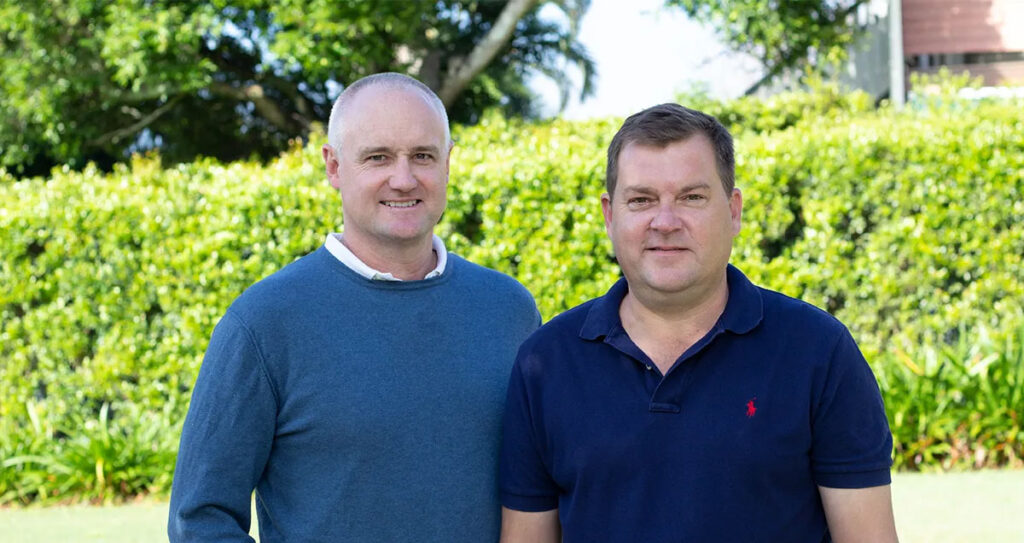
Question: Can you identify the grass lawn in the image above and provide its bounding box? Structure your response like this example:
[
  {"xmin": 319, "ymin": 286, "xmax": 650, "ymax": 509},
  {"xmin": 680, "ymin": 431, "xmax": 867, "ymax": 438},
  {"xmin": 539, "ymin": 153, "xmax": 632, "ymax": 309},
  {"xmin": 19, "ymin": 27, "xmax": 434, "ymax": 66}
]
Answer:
[
  {"xmin": 1, "ymin": 470, "xmax": 1021, "ymax": 542},
  {"xmin": 890, "ymin": 469, "xmax": 1024, "ymax": 542}
]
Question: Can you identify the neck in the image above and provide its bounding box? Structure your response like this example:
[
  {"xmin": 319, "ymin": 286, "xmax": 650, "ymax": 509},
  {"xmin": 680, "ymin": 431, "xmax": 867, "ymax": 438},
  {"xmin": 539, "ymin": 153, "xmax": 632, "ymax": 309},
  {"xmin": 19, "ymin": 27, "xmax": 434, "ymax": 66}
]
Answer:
[
  {"xmin": 342, "ymin": 234, "xmax": 437, "ymax": 281},
  {"xmin": 619, "ymin": 273, "xmax": 729, "ymax": 372},
  {"xmin": 623, "ymin": 286, "xmax": 726, "ymax": 332}
]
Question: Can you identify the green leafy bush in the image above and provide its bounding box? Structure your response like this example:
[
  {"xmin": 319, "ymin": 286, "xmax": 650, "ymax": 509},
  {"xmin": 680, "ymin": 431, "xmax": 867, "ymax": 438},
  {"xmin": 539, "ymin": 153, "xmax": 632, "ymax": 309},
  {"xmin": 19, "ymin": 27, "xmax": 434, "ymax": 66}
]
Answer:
[
  {"xmin": 1, "ymin": 149, "xmax": 334, "ymax": 503},
  {"xmin": 676, "ymin": 78, "xmax": 875, "ymax": 136},
  {"xmin": 2, "ymin": 90, "xmax": 1022, "ymax": 504}
]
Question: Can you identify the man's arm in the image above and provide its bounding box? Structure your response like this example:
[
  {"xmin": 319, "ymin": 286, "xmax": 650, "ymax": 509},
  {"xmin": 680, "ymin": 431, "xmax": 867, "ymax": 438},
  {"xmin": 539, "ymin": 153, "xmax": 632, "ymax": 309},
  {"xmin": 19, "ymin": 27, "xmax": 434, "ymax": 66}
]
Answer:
[
  {"xmin": 819, "ymin": 485, "xmax": 899, "ymax": 543},
  {"xmin": 500, "ymin": 507, "xmax": 560, "ymax": 543},
  {"xmin": 168, "ymin": 311, "xmax": 276, "ymax": 542}
]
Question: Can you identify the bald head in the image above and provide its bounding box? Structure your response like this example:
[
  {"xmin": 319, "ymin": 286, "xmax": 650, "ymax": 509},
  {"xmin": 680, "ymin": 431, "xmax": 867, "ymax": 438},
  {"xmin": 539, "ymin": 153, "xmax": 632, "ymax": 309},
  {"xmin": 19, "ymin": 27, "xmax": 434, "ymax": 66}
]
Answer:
[{"xmin": 327, "ymin": 73, "xmax": 451, "ymax": 154}]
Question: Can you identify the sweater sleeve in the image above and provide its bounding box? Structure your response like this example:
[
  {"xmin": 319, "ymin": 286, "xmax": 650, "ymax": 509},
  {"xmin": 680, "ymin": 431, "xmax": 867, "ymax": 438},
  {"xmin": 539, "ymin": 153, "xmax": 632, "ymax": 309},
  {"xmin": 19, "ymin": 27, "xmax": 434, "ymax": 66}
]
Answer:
[{"xmin": 168, "ymin": 309, "xmax": 278, "ymax": 542}]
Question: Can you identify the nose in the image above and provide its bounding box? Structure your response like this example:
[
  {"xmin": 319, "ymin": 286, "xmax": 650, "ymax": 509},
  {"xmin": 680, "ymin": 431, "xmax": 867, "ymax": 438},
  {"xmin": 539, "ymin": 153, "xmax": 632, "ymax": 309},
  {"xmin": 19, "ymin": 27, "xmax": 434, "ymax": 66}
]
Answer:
[
  {"xmin": 388, "ymin": 158, "xmax": 417, "ymax": 191},
  {"xmin": 649, "ymin": 202, "xmax": 683, "ymax": 232}
]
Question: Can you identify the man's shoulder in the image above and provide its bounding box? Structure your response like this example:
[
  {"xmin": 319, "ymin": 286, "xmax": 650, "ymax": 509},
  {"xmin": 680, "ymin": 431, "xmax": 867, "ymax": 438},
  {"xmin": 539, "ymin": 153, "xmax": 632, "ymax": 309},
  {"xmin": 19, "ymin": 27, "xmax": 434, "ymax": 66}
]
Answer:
[
  {"xmin": 447, "ymin": 252, "xmax": 517, "ymax": 284},
  {"xmin": 508, "ymin": 298, "xmax": 601, "ymax": 391},
  {"xmin": 755, "ymin": 283, "xmax": 848, "ymax": 336},
  {"xmin": 229, "ymin": 249, "xmax": 329, "ymax": 318},
  {"xmin": 520, "ymin": 297, "xmax": 596, "ymax": 350},
  {"xmin": 447, "ymin": 253, "xmax": 535, "ymax": 304}
]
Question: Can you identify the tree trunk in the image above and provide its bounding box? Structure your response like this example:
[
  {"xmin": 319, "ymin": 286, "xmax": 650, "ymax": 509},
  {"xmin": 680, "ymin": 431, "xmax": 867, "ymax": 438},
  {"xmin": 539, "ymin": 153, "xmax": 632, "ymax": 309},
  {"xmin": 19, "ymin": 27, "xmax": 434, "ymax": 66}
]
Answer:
[{"xmin": 437, "ymin": 0, "xmax": 539, "ymax": 106}]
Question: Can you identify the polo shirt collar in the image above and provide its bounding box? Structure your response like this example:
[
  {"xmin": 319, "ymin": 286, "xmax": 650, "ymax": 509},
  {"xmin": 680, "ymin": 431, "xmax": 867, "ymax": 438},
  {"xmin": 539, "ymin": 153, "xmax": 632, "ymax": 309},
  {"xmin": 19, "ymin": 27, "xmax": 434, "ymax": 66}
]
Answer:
[
  {"xmin": 579, "ymin": 264, "xmax": 763, "ymax": 341},
  {"xmin": 719, "ymin": 264, "xmax": 763, "ymax": 334}
]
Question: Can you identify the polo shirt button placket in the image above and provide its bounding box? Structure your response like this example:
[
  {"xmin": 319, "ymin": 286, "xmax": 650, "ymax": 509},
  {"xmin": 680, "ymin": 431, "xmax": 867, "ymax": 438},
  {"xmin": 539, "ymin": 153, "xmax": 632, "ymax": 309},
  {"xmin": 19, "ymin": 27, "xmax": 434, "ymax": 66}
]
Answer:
[
  {"xmin": 636, "ymin": 358, "xmax": 663, "ymax": 398},
  {"xmin": 649, "ymin": 361, "xmax": 685, "ymax": 414}
]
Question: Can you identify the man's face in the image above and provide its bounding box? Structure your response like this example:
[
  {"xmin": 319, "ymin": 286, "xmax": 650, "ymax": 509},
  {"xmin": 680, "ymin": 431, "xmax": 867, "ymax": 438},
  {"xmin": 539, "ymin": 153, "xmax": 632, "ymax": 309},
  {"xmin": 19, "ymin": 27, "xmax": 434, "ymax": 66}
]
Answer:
[
  {"xmin": 601, "ymin": 135, "xmax": 742, "ymax": 299},
  {"xmin": 322, "ymin": 86, "xmax": 450, "ymax": 254}
]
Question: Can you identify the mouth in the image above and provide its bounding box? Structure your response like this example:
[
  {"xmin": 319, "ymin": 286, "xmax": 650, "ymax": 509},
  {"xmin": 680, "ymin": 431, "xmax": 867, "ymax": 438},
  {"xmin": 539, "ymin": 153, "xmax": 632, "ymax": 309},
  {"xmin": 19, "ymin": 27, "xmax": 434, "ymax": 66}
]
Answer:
[
  {"xmin": 645, "ymin": 245, "xmax": 687, "ymax": 253},
  {"xmin": 382, "ymin": 200, "xmax": 421, "ymax": 208}
]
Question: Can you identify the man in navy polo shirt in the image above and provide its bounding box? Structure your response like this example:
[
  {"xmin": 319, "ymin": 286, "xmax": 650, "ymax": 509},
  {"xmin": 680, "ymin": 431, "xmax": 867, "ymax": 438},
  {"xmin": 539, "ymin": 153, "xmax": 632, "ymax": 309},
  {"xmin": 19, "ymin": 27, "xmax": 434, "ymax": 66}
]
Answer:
[{"xmin": 499, "ymin": 103, "xmax": 898, "ymax": 542}]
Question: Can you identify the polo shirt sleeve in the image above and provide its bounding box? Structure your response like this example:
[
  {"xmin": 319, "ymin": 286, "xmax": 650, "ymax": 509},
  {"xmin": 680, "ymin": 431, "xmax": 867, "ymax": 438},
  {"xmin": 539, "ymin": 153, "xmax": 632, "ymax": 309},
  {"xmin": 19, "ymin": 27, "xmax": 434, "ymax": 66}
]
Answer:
[
  {"xmin": 810, "ymin": 327, "xmax": 894, "ymax": 489},
  {"xmin": 500, "ymin": 354, "xmax": 560, "ymax": 512}
]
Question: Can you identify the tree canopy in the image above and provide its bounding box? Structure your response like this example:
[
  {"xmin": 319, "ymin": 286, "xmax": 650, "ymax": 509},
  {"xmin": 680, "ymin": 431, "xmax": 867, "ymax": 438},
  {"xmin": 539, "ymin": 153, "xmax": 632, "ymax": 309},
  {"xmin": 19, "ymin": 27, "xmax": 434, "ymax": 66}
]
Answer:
[
  {"xmin": 666, "ymin": 0, "xmax": 867, "ymax": 94},
  {"xmin": 0, "ymin": 0, "xmax": 594, "ymax": 177}
]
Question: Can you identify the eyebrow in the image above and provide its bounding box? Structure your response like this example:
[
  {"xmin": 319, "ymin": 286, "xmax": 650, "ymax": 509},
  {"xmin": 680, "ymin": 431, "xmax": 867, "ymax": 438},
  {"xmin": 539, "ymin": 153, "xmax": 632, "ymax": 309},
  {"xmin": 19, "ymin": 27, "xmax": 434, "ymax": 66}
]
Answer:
[
  {"xmin": 356, "ymin": 145, "xmax": 441, "ymax": 156},
  {"xmin": 410, "ymin": 145, "xmax": 441, "ymax": 154},
  {"xmin": 622, "ymin": 182, "xmax": 711, "ymax": 195},
  {"xmin": 356, "ymin": 146, "xmax": 392, "ymax": 157}
]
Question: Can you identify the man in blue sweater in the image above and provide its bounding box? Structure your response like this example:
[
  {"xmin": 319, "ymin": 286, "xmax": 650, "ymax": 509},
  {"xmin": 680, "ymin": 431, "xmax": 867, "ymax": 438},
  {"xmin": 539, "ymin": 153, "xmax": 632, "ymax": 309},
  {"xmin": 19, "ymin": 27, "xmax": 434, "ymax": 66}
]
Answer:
[
  {"xmin": 169, "ymin": 73, "xmax": 540, "ymax": 542},
  {"xmin": 499, "ymin": 104, "xmax": 898, "ymax": 542}
]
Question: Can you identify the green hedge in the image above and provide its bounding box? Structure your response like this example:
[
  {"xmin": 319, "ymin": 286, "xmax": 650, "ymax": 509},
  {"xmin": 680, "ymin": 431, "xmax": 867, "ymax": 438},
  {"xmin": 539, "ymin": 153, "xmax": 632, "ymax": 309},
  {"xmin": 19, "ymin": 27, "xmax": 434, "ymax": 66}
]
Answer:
[{"xmin": 2, "ymin": 93, "xmax": 1022, "ymax": 504}]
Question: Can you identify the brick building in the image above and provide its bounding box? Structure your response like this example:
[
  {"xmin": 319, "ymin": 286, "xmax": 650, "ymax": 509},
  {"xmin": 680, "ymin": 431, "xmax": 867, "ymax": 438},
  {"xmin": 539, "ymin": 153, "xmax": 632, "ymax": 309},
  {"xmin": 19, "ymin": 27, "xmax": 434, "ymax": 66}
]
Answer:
[
  {"xmin": 837, "ymin": 0, "xmax": 1024, "ymax": 101},
  {"xmin": 902, "ymin": 0, "xmax": 1024, "ymax": 86}
]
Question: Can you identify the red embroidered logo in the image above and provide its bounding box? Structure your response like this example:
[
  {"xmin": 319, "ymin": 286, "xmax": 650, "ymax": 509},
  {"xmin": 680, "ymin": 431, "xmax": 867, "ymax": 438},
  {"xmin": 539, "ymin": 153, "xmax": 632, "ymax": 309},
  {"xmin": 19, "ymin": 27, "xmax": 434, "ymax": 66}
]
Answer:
[{"xmin": 746, "ymin": 397, "xmax": 757, "ymax": 418}]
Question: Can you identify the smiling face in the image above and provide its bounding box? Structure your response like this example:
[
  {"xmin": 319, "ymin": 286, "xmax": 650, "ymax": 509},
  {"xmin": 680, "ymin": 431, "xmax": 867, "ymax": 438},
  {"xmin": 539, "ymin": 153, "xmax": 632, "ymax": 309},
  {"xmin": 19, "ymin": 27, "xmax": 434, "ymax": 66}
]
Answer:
[
  {"xmin": 322, "ymin": 84, "xmax": 451, "ymax": 259},
  {"xmin": 601, "ymin": 135, "xmax": 742, "ymax": 302}
]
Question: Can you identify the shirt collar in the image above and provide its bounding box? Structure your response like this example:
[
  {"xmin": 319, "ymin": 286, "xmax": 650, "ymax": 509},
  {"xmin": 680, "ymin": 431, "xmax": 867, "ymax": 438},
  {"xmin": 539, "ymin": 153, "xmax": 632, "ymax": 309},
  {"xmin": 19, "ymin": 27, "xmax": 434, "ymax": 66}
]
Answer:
[
  {"xmin": 579, "ymin": 264, "xmax": 763, "ymax": 340},
  {"xmin": 323, "ymin": 233, "xmax": 447, "ymax": 281}
]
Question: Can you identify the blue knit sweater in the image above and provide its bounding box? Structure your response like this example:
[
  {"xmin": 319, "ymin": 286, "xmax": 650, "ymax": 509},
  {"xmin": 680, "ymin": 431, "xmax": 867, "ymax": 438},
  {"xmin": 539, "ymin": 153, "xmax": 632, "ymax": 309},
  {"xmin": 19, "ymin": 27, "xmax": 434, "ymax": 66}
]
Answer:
[{"xmin": 169, "ymin": 246, "xmax": 540, "ymax": 542}]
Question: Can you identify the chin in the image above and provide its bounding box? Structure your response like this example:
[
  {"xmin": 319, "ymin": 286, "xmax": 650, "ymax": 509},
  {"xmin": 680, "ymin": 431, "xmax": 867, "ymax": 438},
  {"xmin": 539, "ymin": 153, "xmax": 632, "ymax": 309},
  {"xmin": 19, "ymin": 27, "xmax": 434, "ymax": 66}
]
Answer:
[
  {"xmin": 634, "ymin": 273, "xmax": 696, "ymax": 295},
  {"xmin": 380, "ymin": 228, "xmax": 433, "ymax": 244},
  {"xmin": 377, "ymin": 221, "xmax": 429, "ymax": 236},
  {"xmin": 650, "ymin": 282, "xmax": 696, "ymax": 295}
]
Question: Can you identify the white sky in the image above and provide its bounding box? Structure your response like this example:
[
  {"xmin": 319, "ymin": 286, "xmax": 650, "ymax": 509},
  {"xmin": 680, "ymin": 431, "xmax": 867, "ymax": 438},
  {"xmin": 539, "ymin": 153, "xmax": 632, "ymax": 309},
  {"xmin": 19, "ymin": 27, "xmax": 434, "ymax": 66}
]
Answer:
[{"xmin": 533, "ymin": 0, "xmax": 764, "ymax": 119}]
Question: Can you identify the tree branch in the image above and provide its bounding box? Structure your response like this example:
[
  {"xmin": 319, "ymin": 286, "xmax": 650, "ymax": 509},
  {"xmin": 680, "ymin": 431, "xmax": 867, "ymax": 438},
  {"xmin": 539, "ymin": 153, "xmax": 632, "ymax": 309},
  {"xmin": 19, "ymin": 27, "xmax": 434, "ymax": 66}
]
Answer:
[
  {"xmin": 254, "ymin": 74, "xmax": 317, "ymax": 128},
  {"xmin": 437, "ymin": 0, "xmax": 539, "ymax": 106},
  {"xmin": 90, "ymin": 95, "xmax": 184, "ymax": 147},
  {"xmin": 208, "ymin": 81, "xmax": 295, "ymax": 131}
]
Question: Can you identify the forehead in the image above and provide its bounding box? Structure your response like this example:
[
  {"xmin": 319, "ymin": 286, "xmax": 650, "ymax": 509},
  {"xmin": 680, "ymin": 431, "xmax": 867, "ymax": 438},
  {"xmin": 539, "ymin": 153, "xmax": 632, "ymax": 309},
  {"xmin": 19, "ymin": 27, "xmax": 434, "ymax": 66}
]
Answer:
[
  {"xmin": 340, "ymin": 86, "xmax": 447, "ymax": 151},
  {"xmin": 616, "ymin": 136, "xmax": 718, "ymax": 191}
]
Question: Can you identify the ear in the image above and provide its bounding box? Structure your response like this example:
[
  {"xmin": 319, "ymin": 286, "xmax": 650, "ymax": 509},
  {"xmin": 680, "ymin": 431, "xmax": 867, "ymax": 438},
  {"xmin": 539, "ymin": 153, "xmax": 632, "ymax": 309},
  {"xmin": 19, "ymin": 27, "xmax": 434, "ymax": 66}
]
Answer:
[
  {"xmin": 444, "ymin": 140, "xmax": 454, "ymax": 184},
  {"xmin": 601, "ymin": 192, "xmax": 613, "ymax": 235},
  {"xmin": 322, "ymin": 144, "xmax": 341, "ymax": 190},
  {"xmin": 729, "ymin": 188, "xmax": 743, "ymax": 237}
]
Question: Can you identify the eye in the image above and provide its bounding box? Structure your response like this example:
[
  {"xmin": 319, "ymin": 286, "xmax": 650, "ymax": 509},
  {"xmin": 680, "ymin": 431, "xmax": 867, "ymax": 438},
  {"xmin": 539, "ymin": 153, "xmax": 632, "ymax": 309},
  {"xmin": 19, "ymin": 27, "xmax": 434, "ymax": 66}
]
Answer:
[
  {"xmin": 413, "ymin": 152, "xmax": 434, "ymax": 161},
  {"xmin": 366, "ymin": 154, "xmax": 387, "ymax": 163},
  {"xmin": 684, "ymin": 193, "xmax": 706, "ymax": 201},
  {"xmin": 626, "ymin": 197, "xmax": 653, "ymax": 209}
]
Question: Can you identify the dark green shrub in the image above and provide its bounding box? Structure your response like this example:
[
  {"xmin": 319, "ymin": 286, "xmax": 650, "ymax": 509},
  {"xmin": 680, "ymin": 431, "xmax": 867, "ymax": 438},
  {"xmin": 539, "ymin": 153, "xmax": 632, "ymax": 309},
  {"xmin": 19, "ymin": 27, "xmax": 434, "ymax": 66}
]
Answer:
[{"xmin": 2, "ymin": 91, "xmax": 1022, "ymax": 504}]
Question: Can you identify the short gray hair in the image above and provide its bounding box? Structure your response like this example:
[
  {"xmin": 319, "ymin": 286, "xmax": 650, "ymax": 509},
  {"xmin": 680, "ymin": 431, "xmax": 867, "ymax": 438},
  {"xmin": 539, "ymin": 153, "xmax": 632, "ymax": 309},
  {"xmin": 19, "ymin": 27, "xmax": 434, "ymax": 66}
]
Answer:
[{"xmin": 327, "ymin": 73, "xmax": 451, "ymax": 153}]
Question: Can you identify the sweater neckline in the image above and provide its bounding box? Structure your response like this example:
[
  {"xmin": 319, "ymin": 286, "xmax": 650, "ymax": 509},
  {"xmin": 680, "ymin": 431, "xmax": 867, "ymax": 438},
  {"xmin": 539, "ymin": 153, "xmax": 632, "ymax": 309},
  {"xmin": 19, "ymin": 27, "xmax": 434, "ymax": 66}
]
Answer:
[{"xmin": 314, "ymin": 245, "xmax": 457, "ymax": 291}]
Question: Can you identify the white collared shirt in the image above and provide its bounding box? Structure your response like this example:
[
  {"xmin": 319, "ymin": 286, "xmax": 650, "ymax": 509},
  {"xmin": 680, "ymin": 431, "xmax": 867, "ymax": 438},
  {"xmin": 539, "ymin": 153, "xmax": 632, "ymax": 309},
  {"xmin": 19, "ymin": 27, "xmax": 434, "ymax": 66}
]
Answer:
[{"xmin": 324, "ymin": 233, "xmax": 447, "ymax": 281}]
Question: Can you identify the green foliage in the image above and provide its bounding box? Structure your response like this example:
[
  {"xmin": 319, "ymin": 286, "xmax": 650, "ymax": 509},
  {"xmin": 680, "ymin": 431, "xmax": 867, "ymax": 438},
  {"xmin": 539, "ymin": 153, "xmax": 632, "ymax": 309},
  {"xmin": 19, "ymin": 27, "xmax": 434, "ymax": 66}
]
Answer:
[
  {"xmin": 677, "ymin": 78, "xmax": 874, "ymax": 136},
  {"xmin": 665, "ymin": 0, "xmax": 867, "ymax": 93},
  {"xmin": 2, "ymin": 87, "xmax": 1023, "ymax": 504},
  {"xmin": 910, "ymin": 67, "xmax": 983, "ymax": 96},
  {"xmin": 0, "ymin": 2, "xmax": 220, "ymax": 174},
  {"xmin": 444, "ymin": 112, "xmax": 623, "ymax": 318},
  {"xmin": 0, "ymin": 0, "xmax": 594, "ymax": 177},
  {"xmin": 1, "ymin": 401, "xmax": 180, "ymax": 504},
  {"xmin": 734, "ymin": 98, "xmax": 1024, "ymax": 359},
  {"xmin": 1, "ymin": 146, "xmax": 333, "ymax": 504},
  {"xmin": 879, "ymin": 324, "xmax": 1024, "ymax": 471}
]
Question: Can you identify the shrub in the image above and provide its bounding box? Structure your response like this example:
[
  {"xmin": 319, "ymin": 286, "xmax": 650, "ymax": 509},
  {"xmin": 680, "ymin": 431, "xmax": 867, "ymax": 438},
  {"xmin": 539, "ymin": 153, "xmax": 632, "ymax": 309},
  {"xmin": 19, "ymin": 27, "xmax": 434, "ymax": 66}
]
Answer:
[
  {"xmin": 1, "ymin": 90, "xmax": 1022, "ymax": 504},
  {"xmin": 676, "ymin": 78, "xmax": 875, "ymax": 136},
  {"xmin": 1, "ymin": 148, "xmax": 334, "ymax": 503}
]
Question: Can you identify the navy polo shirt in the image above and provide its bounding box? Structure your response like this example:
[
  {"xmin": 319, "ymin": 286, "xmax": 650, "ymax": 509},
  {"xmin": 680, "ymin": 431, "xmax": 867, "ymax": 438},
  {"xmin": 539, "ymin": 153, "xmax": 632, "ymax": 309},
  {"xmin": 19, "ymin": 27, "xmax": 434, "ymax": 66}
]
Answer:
[{"xmin": 500, "ymin": 265, "xmax": 892, "ymax": 542}]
